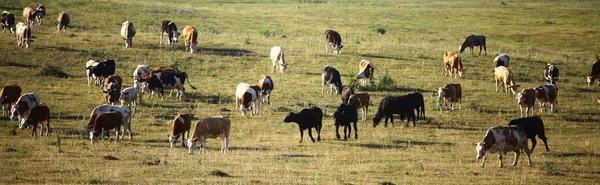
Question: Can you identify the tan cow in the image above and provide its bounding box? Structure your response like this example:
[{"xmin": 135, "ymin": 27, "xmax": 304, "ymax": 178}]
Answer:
[
  {"xmin": 443, "ymin": 52, "xmax": 467, "ymax": 78},
  {"xmin": 15, "ymin": 22, "xmax": 32, "ymax": 48},
  {"xmin": 516, "ymin": 88, "xmax": 536, "ymax": 118},
  {"xmin": 120, "ymin": 20, "xmax": 136, "ymax": 48},
  {"xmin": 494, "ymin": 66, "xmax": 519, "ymax": 95},
  {"xmin": 437, "ymin": 83, "xmax": 462, "ymax": 111},
  {"xmin": 56, "ymin": 12, "xmax": 70, "ymax": 33},
  {"xmin": 347, "ymin": 92, "xmax": 370, "ymax": 122},
  {"xmin": 187, "ymin": 116, "xmax": 231, "ymax": 154},
  {"xmin": 182, "ymin": 26, "xmax": 198, "ymax": 54},
  {"xmin": 22, "ymin": 7, "xmax": 38, "ymax": 26},
  {"xmin": 356, "ymin": 60, "xmax": 374, "ymax": 86}
]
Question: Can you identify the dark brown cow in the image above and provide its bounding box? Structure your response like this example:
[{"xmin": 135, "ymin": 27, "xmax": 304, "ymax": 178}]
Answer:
[
  {"xmin": 325, "ymin": 30, "xmax": 343, "ymax": 54},
  {"xmin": 19, "ymin": 105, "xmax": 50, "ymax": 137},
  {"xmin": 0, "ymin": 85, "xmax": 22, "ymax": 116},
  {"xmin": 258, "ymin": 75, "xmax": 274, "ymax": 105},
  {"xmin": 56, "ymin": 12, "xmax": 70, "ymax": 32},
  {"xmin": 459, "ymin": 34, "xmax": 486, "ymax": 56},
  {"xmin": 90, "ymin": 112, "xmax": 123, "ymax": 144},
  {"xmin": 169, "ymin": 113, "xmax": 192, "ymax": 148}
]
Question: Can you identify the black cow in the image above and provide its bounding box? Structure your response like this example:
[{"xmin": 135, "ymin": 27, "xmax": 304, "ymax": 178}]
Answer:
[
  {"xmin": 341, "ymin": 86, "xmax": 354, "ymax": 103},
  {"xmin": 283, "ymin": 106, "xmax": 322, "ymax": 143},
  {"xmin": 1, "ymin": 11, "xmax": 16, "ymax": 34},
  {"xmin": 325, "ymin": 30, "xmax": 343, "ymax": 54},
  {"xmin": 333, "ymin": 103, "xmax": 358, "ymax": 140},
  {"xmin": 406, "ymin": 92, "xmax": 425, "ymax": 120},
  {"xmin": 322, "ymin": 65, "xmax": 343, "ymax": 95},
  {"xmin": 459, "ymin": 34, "xmax": 487, "ymax": 56},
  {"xmin": 87, "ymin": 60, "xmax": 116, "ymax": 86},
  {"xmin": 372, "ymin": 95, "xmax": 416, "ymax": 128},
  {"xmin": 507, "ymin": 116, "xmax": 550, "ymax": 153},
  {"xmin": 586, "ymin": 60, "xmax": 600, "ymax": 87},
  {"xmin": 160, "ymin": 20, "xmax": 179, "ymax": 46},
  {"xmin": 544, "ymin": 63, "xmax": 559, "ymax": 85}
]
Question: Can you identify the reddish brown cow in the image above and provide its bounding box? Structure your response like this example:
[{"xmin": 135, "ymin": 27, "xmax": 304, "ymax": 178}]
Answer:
[
  {"xmin": 0, "ymin": 85, "xmax": 22, "ymax": 116},
  {"xmin": 19, "ymin": 105, "xmax": 50, "ymax": 137},
  {"xmin": 90, "ymin": 112, "xmax": 123, "ymax": 144},
  {"xmin": 169, "ymin": 113, "xmax": 192, "ymax": 148},
  {"xmin": 258, "ymin": 75, "xmax": 274, "ymax": 105}
]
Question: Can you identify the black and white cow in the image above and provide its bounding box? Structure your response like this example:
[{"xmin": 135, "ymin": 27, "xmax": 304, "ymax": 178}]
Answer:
[
  {"xmin": 86, "ymin": 59, "xmax": 116, "ymax": 87},
  {"xmin": 160, "ymin": 20, "xmax": 179, "ymax": 46},
  {"xmin": 1, "ymin": 11, "xmax": 16, "ymax": 34},
  {"xmin": 35, "ymin": 5, "xmax": 45, "ymax": 25},
  {"xmin": 322, "ymin": 65, "xmax": 343, "ymax": 95},
  {"xmin": 507, "ymin": 116, "xmax": 550, "ymax": 153},
  {"xmin": 543, "ymin": 63, "xmax": 559, "ymax": 85},
  {"xmin": 139, "ymin": 70, "xmax": 196, "ymax": 100}
]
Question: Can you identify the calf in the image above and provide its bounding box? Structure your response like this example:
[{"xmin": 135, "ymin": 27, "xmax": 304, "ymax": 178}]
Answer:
[
  {"xmin": 19, "ymin": 105, "xmax": 50, "ymax": 137},
  {"xmin": 494, "ymin": 54, "xmax": 510, "ymax": 68},
  {"xmin": 258, "ymin": 75, "xmax": 274, "ymax": 104},
  {"xmin": 35, "ymin": 5, "xmax": 45, "ymax": 25},
  {"xmin": 132, "ymin": 64, "xmax": 151, "ymax": 90},
  {"xmin": 322, "ymin": 65, "xmax": 343, "ymax": 95},
  {"xmin": 459, "ymin": 34, "xmax": 486, "ymax": 56},
  {"xmin": 120, "ymin": 20, "xmax": 136, "ymax": 48},
  {"xmin": 1, "ymin": 11, "xmax": 16, "ymax": 34},
  {"xmin": 283, "ymin": 106, "xmax": 323, "ymax": 143},
  {"xmin": 187, "ymin": 116, "xmax": 231, "ymax": 154},
  {"xmin": 11, "ymin": 92, "xmax": 40, "ymax": 122},
  {"xmin": 443, "ymin": 52, "xmax": 467, "ymax": 78},
  {"xmin": 341, "ymin": 86, "xmax": 354, "ymax": 104},
  {"xmin": 169, "ymin": 113, "xmax": 192, "ymax": 148},
  {"xmin": 85, "ymin": 105, "xmax": 132, "ymax": 140},
  {"xmin": 543, "ymin": 63, "xmax": 559, "ymax": 85},
  {"xmin": 333, "ymin": 103, "xmax": 358, "ymax": 140},
  {"xmin": 56, "ymin": 12, "xmax": 70, "ymax": 33},
  {"xmin": 90, "ymin": 112, "xmax": 123, "ymax": 144},
  {"xmin": 86, "ymin": 59, "xmax": 116, "ymax": 86},
  {"xmin": 356, "ymin": 60, "xmax": 374, "ymax": 86},
  {"xmin": 586, "ymin": 60, "xmax": 600, "ymax": 87},
  {"xmin": 535, "ymin": 84, "xmax": 558, "ymax": 113},
  {"xmin": 516, "ymin": 88, "xmax": 536, "ymax": 118},
  {"xmin": 22, "ymin": 7, "xmax": 38, "ymax": 26},
  {"xmin": 160, "ymin": 20, "xmax": 179, "ymax": 46},
  {"xmin": 119, "ymin": 87, "xmax": 138, "ymax": 112},
  {"xmin": 494, "ymin": 66, "xmax": 519, "ymax": 95},
  {"xmin": 0, "ymin": 85, "xmax": 22, "ymax": 116},
  {"xmin": 407, "ymin": 92, "xmax": 425, "ymax": 120},
  {"xmin": 15, "ymin": 22, "xmax": 32, "ymax": 48},
  {"xmin": 325, "ymin": 30, "xmax": 343, "ymax": 54},
  {"xmin": 475, "ymin": 126, "xmax": 532, "ymax": 168},
  {"xmin": 508, "ymin": 116, "xmax": 550, "ymax": 153},
  {"xmin": 235, "ymin": 83, "xmax": 261, "ymax": 116},
  {"xmin": 270, "ymin": 46, "xmax": 288, "ymax": 73},
  {"xmin": 437, "ymin": 84, "xmax": 462, "ymax": 111},
  {"xmin": 182, "ymin": 26, "xmax": 198, "ymax": 53},
  {"xmin": 372, "ymin": 95, "xmax": 417, "ymax": 128},
  {"xmin": 139, "ymin": 70, "xmax": 196, "ymax": 100},
  {"xmin": 347, "ymin": 92, "xmax": 370, "ymax": 122}
]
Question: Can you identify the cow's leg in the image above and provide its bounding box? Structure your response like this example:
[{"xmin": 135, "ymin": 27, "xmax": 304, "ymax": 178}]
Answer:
[
  {"xmin": 160, "ymin": 32, "xmax": 163, "ymax": 45},
  {"xmin": 483, "ymin": 44, "xmax": 487, "ymax": 55},
  {"xmin": 200, "ymin": 137, "xmax": 207, "ymax": 153},
  {"xmin": 550, "ymin": 102, "xmax": 554, "ymax": 112},
  {"xmin": 520, "ymin": 106, "xmax": 524, "ymax": 118},
  {"xmin": 316, "ymin": 125, "xmax": 321, "ymax": 142},
  {"xmin": 530, "ymin": 138, "xmax": 537, "ymax": 153},
  {"xmin": 495, "ymin": 79, "xmax": 499, "ymax": 92},
  {"xmin": 223, "ymin": 136, "xmax": 229, "ymax": 154},
  {"xmin": 336, "ymin": 125, "xmax": 341, "ymax": 140},
  {"xmin": 325, "ymin": 42, "xmax": 329, "ymax": 52},
  {"xmin": 298, "ymin": 128, "xmax": 304, "ymax": 143},
  {"xmin": 353, "ymin": 121, "xmax": 358, "ymax": 139},
  {"xmin": 459, "ymin": 99, "xmax": 462, "ymax": 110},
  {"xmin": 384, "ymin": 116, "xmax": 389, "ymax": 127},
  {"xmin": 512, "ymin": 151, "xmax": 520, "ymax": 166},
  {"xmin": 530, "ymin": 106, "xmax": 533, "ymax": 117},
  {"xmin": 343, "ymin": 124, "xmax": 348, "ymax": 140},
  {"xmin": 498, "ymin": 151, "xmax": 504, "ymax": 167},
  {"xmin": 31, "ymin": 124, "xmax": 37, "ymax": 137},
  {"xmin": 272, "ymin": 61, "xmax": 277, "ymax": 73},
  {"xmin": 523, "ymin": 146, "xmax": 533, "ymax": 166},
  {"xmin": 307, "ymin": 128, "xmax": 316, "ymax": 143},
  {"xmin": 321, "ymin": 80, "xmax": 325, "ymax": 93},
  {"xmin": 480, "ymin": 155, "xmax": 487, "ymax": 168},
  {"xmin": 45, "ymin": 120, "xmax": 50, "ymax": 136}
]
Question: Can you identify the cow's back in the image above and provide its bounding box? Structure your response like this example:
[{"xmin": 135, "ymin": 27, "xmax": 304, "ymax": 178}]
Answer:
[
  {"xmin": 57, "ymin": 12, "xmax": 70, "ymax": 26},
  {"xmin": 508, "ymin": 116, "xmax": 545, "ymax": 139},
  {"xmin": 1, "ymin": 85, "xmax": 22, "ymax": 105},
  {"xmin": 182, "ymin": 26, "xmax": 197, "ymax": 43},
  {"xmin": 193, "ymin": 117, "xmax": 231, "ymax": 138},
  {"xmin": 27, "ymin": 105, "xmax": 50, "ymax": 120},
  {"xmin": 450, "ymin": 84, "xmax": 462, "ymax": 99},
  {"xmin": 590, "ymin": 60, "xmax": 600, "ymax": 77}
]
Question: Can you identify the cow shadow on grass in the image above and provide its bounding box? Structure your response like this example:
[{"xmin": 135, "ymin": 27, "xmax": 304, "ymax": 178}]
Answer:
[
  {"xmin": 229, "ymin": 146, "xmax": 270, "ymax": 151},
  {"xmin": 393, "ymin": 86, "xmax": 435, "ymax": 93},
  {"xmin": 279, "ymin": 154, "xmax": 315, "ymax": 158},
  {"xmin": 0, "ymin": 61, "xmax": 37, "ymax": 68},
  {"xmin": 345, "ymin": 143, "xmax": 407, "ymax": 150},
  {"xmin": 573, "ymin": 87, "xmax": 597, "ymax": 93},
  {"xmin": 359, "ymin": 54, "xmax": 416, "ymax": 62},
  {"xmin": 202, "ymin": 48, "xmax": 253, "ymax": 57},
  {"xmin": 547, "ymin": 152, "xmax": 600, "ymax": 158},
  {"xmin": 44, "ymin": 46, "xmax": 88, "ymax": 53},
  {"xmin": 392, "ymin": 140, "xmax": 455, "ymax": 146},
  {"xmin": 304, "ymin": 72, "xmax": 353, "ymax": 78},
  {"xmin": 187, "ymin": 93, "xmax": 234, "ymax": 105},
  {"xmin": 563, "ymin": 116, "xmax": 600, "ymax": 123}
]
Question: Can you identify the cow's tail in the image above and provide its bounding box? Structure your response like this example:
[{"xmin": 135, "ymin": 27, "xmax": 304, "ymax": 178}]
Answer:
[{"xmin": 183, "ymin": 73, "xmax": 197, "ymax": 91}]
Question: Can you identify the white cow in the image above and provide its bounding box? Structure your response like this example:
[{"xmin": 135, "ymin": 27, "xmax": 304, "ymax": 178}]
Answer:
[
  {"xmin": 119, "ymin": 87, "xmax": 138, "ymax": 112},
  {"xmin": 84, "ymin": 105, "xmax": 132, "ymax": 140},
  {"xmin": 132, "ymin": 65, "xmax": 150, "ymax": 90},
  {"xmin": 85, "ymin": 59, "xmax": 100, "ymax": 85},
  {"xmin": 11, "ymin": 92, "xmax": 40, "ymax": 122},
  {"xmin": 270, "ymin": 46, "xmax": 288, "ymax": 73},
  {"xmin": 120, "ymin": 20, "xmax": 136, "ymax": 48},
  {"xmin": 235, "ymin": 83, "xmax": 260, "ymax": 116}
]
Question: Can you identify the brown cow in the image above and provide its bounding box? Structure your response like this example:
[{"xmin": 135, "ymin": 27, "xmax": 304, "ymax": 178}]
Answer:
[
  {"xmin": 19, "ymin": 105, "xmax": 50, "ymax": 137},
  {"xmin": 443, "ymin": 52, "xmax": 467, "ymax": 78},
  {"xmin": 90, "ymin": 112, "xmax": 123, "ymax": 144},
  {"xmin": 187, "ymin": 116, "xmax": 231, "ymax": 154},
  {"xmin": 56, "ymin": 12, "xmax": 70, "ymax": 32},
  {"xmin": 516, "ymin": 88, "xmax": 536, "ymax": 118},
  {"xmin": 586, "ymin": 60, "xmax": 600, "ymax": 87},
  {"xmin": 182, "ymin": 26, "xmax": 198, "ymax": 53},
  {"xmin": 169, "ymin": 113, "xmax": 192, "ymax": 148},
  {"xmin": 535, "ymin": 84, "xmax": 558, "ymax": 113},
  {"xmin": 0, "ymin": 85, "xmax": 22, "ymax": 116},
  {"xmin": 258, "ymin": 75, "xmax": 274, "ymax": 105},
  {"xmin": 347, "ymin": 92, "xmax": 370, "ymax": 122},
  {"xmin": 325, "ymin": 30, "xmax": 343, "ymax": 54},
  {"xmin": 437, "ymin": 83, "xmax": 462, "ymax": 111},
  {"xmin": 356, "ymin": 60, "xmax": 375, "ymax": 86},
  {"xmin": 22, "ymin": 7, "xmax": 39, "ymax": 26}
]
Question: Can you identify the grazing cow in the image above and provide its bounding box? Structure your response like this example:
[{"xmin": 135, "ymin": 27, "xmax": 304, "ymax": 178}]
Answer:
[
  {"xmin": 138, "ymin": 70, "xmax": 196, "ymax": 100},
  {"xmin": 475, "ymin": 126, "xmax": 532, "ymax": 168},
  {"xmin": 283, "ymin": 106, "xmax": 323, "ymax": 143},
  {"xmin": 22, "ymin": 7, "xmax": 38, "ymax": 26},
  {"xmin": 586, "ymin": 60, "xmax": 600, "ymax": 87},
  {"xmin": 120, "ymin": 20, "xmax": 136, "ymax": 48},
  {"xmin": 15, "ymin": 22, "xmax": 32, "ymax": 48},
  {"xmin": 258, "ymin": 75, "xmax": 274, "ymax": 105},
  {"xmin": 333, "ymin": 103, "xmax": 358, "ymax": 140},
  {"xmin": 508, "ymin": 116, "xmax": 550, "ymax": 153},
  {"xmin": 11, "ymin": 92, "xmax": 40, "ymax": 122},
  {"xmin": 348, "ymin": 92, "xmax": 370, "ymax": 122},
  {"xmin": 543, "ymin": 63, "xmax": 559, "ymax": 85},
  {"xmin": 132, "ymin": 64, "xmax": 151, "ymax": 90},
  {"xmin": 494, "ymin": 66, "xmax": 519, "ymax": 95},
  {"xmin": 35, "ymin": 5, "xmax": 45, "ymax": 25},
  {"xmin": 235, "ymin": 83, "xmax": 261, "ymax": 116},
  {"xmin": 104, "ymin": 74, "xmax": 123, "ymax": 90},
  {"xmin": 322, "ymin": 65, "xmax": 343, "ymax": 95},
  {"xmin": 0, "ymin": 85, "xmax": 22, "ymax": 116},
  {"xmin": 443, "ymin": 52, "xmax": 467, "ymax": 78},
  {"xmin": 516, "ymin": 88, "xmax": 536, "ymax": 118},
  {"xmin": 459, "ymin": 34, "xmax": 486, "ymax": 56},
  {"xmin": 356, "ymin": 60, "xmax": 374, "ymax": 86},
  {"xmin": 182, "ymin": 26, "xmax": 198, "ymax": 53},
  {"xmin": 325, "ymin": 30, "xmax": 343, "ymax": 54},
  {"xmin": 56, "ymin": 12, "xmax": 70, "ymax": 32},
  {"xmin": 169, "ymin": 113, "xmax": 192, "ymax": 148},
  {"xmin": 103, "ymin": 83, "xmax": 121, "ymax": 105},
  {"xmin": 160, "ymin": 20, "xmax": 179, "ymax": 46},
  {"xmin": 407, "ymin": 92, "xmax": 425, "ymax": 120},
  {"xmin": 187, "ymin": 116, "xmax": 231, "ymax": 154},
  {"xmin": 372, "ymin": 95, "xmax": 417, "ymax": 128},
  {"xmin": 19, "ymin": 105, "xmax": 50, "ymax": 137},
  {"xmin": 119, "ymin": 87, "xmax": 138, "ymax": 111},
  {"xmin": 437, "ymin": 84, "xmax": 462, "ymax": 111},
  {"xmin": 535, "ymin": 84, "xmax": 558, "ymax": 113},
  {"xmin": 270, "ymin": 46, "xmax": 288, "ymax": 73},
  {"xmin": 86, "ymin": 59, "xmax": 116, "ymax": 86},
  {"xmin": 1, "ymin": 11, "xmax": 16, "ymax": 34},
  {"xmin": 494, "ymin": 54, "xmax": 510, "ymax": 68},
  {"xmin": 341, "ymin": 86, "xmax": 354, "ymax": 104},
  {"xmin": 90, "ymin": 112, "xmax": 123, "ymax": 144},
  {"xmin": 85, "ymin": 105, "xmax": 132, "ymax": 139}
]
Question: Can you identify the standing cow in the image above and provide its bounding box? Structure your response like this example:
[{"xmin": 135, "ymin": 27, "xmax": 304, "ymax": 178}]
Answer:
[
  {"xmin": 121, "ymin": 20, "xmax": 136, "ymax": 48},
  {"xmin": 56, "ymin": 12, "xmax": 70, "ymax": 33},
  {"xmin": 535, "ymin": 84, "xmax": 558, "ymax": 113},
  {"xmin": 459, "ymin": 34, "xmax": 486, "ymax": 56},
  {"xmin": 475, "ymin": 126, "xmax": 532, "ymax": 168},
  {"xmin": 494, "ymin": 54, "xmax": 510, "ymax": 68},
  {"xmin": 1, "ymin": 11, "xmax": 16, "ymax": 34},
  {"xmin": 15, "ymin": 22, "xmax": 32, "ymax": 48},
  {"xmin": 543, "ymin": 63, "xmax": 559, "ymax": 85},
  {"xmin": 494, "ymin": 66, "xmax": 519, "ymax": 95},
  {"xmin": 443, "ymin": 52, "xmax": 467, "ymax": 78},
  {"xmin": 11, "ymin": 92, "xmax": 40, "ymax": 122},
  {"xmin": 372, "ymin": 95, "xmax": 417, "ymax": 128},
  {"xmin": 587, "ymin": 60, "xmax": 600, "ymax": 87},
  {"xmin": 182, "ymin": 26, "xmax": 198, "ymax": 53},
  {"xmin": 356, "ymin": 60, "xmax": 374, "ymax": 86},
  {"xmin": 325, "ymin": 30, "xmax": 343, "ymax": 54},
  {"xmin": 270, "ymin": 46, "xmax": 288, "ymax": 73},
  {"xmin": 438, "ymin": 84, "xmax": 462, "ymax": 111},
  {"xmin": 258, "ymin": 75, "xmax": 274, "ymax": 105},
  {"xmin": 34, "ymin": 5, "xmax": 45, "ymax": 25},
  {"xmin": 22, "ymin": 7, "xmax": 39, "ymax": 26},
  {"xmin": 235, "ymin": 83, "xmax": 261, "ymax": 116},
  {"xmin": 0, "ymin": 85, "xmax": 22, "ymax": 116},
  {"xmin": 169, "ymin": 113, "xmax": 192, "ymax": 148},
  {"xmin": 322, "ymin": 65, "xmax": 343, "ymax": 95},
  {"xmin": 19, "ymin": 105, "xmax": 50, "ymax": 137},
  {"xmin": 160, "ymin": 20, "xmax": 179, "ymax": 46}
]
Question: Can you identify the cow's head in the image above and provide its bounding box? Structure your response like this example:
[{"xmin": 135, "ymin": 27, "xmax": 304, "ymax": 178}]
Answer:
[
  {"xmin": 458, "ymin": 68, "xmax": 468, "ymax": 77},
  {"xmin": 475, "ymin": 142, "xmax": 486, "ymax": 159},
  {"xmin": 172, "ymin": 31, "xmax": 180, "ymax": 43},
  {"xmin": 458, "ymin": 46, "xmax": 465, "ymax": 53},
  {"xmin": 507, "ymin": 85, "xmax": 520, "ymax": 95},
  {"xmin": 437, "ymin": 87, "xmax": 445, "ymax": 100},
  {"xmin": 169, "ymin": 134, "xmax": 180, "ymax": 148},
  {"xmin": 587, "ymin": 76, "xmax": 595, "ymax": 87},
  {"xmin": 279, "ymin": 63, "xmax": 288, "ymax": 73},
  {"xmin": 90, "ymin": 133, "xmax": 100, "ymax": 144},
  {"xmin": 19, "ymin": 117, "xmax": 32, "ymax": 130},
  {"xmin": 516, "ymin": 92, "xmax": 526, "ymax": 105},
  {"xmin": 334, "ymin": 45, "xmax": 343, "ymax": 54},
  {"xmin": 9, "ymin": 25, "xmax": 16, "ymax": 34},
  {"xmin": 283, "ymin": 112, "xmax": 297, "ymax": 123},
  {"xmin": 187, "ymin": 138, "xmax": 198, "ymax": 154},
  {"xmin": 10, "ymin": 104, "xmax": 20, "ymax": 120},
  {"xmin": 372, "ymin": 115, "xmax": 382, "ymax": 128}
]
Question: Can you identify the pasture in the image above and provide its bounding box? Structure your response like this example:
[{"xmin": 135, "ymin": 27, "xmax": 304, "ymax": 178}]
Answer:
[{"xmin": 1, "ymin": 0, "xmax": 600, "ymax": 184}]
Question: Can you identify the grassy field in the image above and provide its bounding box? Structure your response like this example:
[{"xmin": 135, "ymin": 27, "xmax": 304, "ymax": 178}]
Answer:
[{"xmin": 1, "ymin": 0, "xmax": 600, "ymax": 184}]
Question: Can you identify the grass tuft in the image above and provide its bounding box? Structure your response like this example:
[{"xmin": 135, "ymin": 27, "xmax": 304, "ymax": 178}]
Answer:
[
  {"xmin": 376, "ymin": 27, "xmax": 386, "ymax": 35},
  {"xmin": 38, "ymin": 64, "xmax": 70, "ymax": 78},
  {"xmin": 258, "ymin": 29, "xmax": 275, "ymax": 37},
  {"xmin": 376, "ymin": 69, "xmax": 396, "ymax": 91},
  {"xmin": 541, "ymin": 162, "xmax": 555, "ymax": 175}
]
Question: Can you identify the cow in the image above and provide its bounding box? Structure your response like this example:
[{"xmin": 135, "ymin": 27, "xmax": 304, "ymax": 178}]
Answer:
[
  {"xmin": 356, "ymin": 60, "xmax": 374, "ymax": 86},
  {"xmin": 283, "ymin": 106, "xmax": 323, "ymax": 143},
  {"xmin": 19, "ymin": 105, "xmax": 50, "ymax": 137},
  {"xmin": 0, "ymin": 85, "xmax": 22, "ymax": 116},
  {"xmin": 347, "ymin": 92, "xmax": 370, "ymax": 122},
  {"xmin": 86, "ymin": 59, "xmax": 116, "ymax": 86},
  {"xmin": 508, "ymin": 116, "xmax": 550, "ymax": 153},
  {"xmin": 11, "ymin": 92, "xmax": 40, "ymax": 122},
  {"xmin": 443, "ymin": 52, "xmax": 467, "ymax": 78},
  {"xmin": 120, "ymin": 20, "xmax": 136, "ymax": 48},
  {"xmin": 516, "ymin": 88, "xmax": 536, "ymax": 118},
  {"xmin": 104, "ymin": 83, "xmax": 121, "ymax": 105},
  {"xmin": 494, "ymin": 66, "xmax": 519, "ymax": 95},
  {"xmin": 459, "ymin": 34, "xmax": 486, "ymax": 56},
  {"xmin": 1, "ymin": 11, "xmax": 16, "ymax": 34},
  {"xmin": 372, "ymin": 95, "xmax": 417, "ymax": 128},
  {"xmin": 535, "ymin": 84, "xmax": 558, "ymax": 113},
  {"xmin": 169, "ymin": 113, "xmax": 192, "ymax": 148},
  {"xmin": 56, "ymin": 12, "xmax": 70, "ymax": 33},
  {"xmin": 182, "ymin": 26, "xmax": 198, "ymax": 53},
  {"xmin": 132, "ymin": 64, "xmax": 151, "ymax": 90},
  {"xmin": 494, "ymin": 54, "xmax": 510, "ymax": 68},
  {"xmin": 341, "ymin": 86, "xmax": 354, "ymax": 104},
  {"xmin": 322, "ymin": 65, "xmax": 343, "ymax": 95},
  {"xmin": 544, "ymin": 63, "xmax": 559, "ymax": 85},
  {"xmin": 258, "ymin": 75, "xmax": 274, "ymax": 105},
  {"xmin": 119, "ymin": 87, "xmax": 138, "ymax": 111},
  {"xmin": 475, "ymin": 126, "xmax": 532, "ymax": 168},
  {"xmin": 586, "ymin": 60, "xmax": 600, "ymax": 87},
  {"xmin": 187, "ymin": 116, "xmax": 231, "ymax": 154},
  {"xmin": 138, "ymin": 70, "xmax": 196, "ymax": 101},
  {"xmin": 15, "ymin": 22, "xmax": 32, "ymax": 48},
  {"xmin": 90, "ymin": 112, "xmax": 123, "ymax": 144},
  {"xmin": 104, "ymin": 74, "xmax": 123, "ymax": 90},
  {"xmin": 437, "ymin": 83, "xmax": 462, "ymax": 111},
  {"xmin": 333, "ymin": 103, "xmax": 358, "ymax": 140},
  {"xmin": 84, "ymin": 105, "xmax": 132, "ymax": 140},
  {"xmin": 325, "ymin": 30, "xmax": 343, "ymax": 54},
  {"xmin": 34, "ymin": 5, "xmax": 45, "ymax": 25},
  {"xmin": 160, "ymin": 20, "xmax": 179, "ymax": 46},
  {"xmin": 235, "ymin": 83, "xmax": 261, "ymax": 116},
  {"xmin": 407, "ymin": 92, "xmax": 425, "ymax": 120},
  {"xmin": 22, "ymin": 7, "xmax": 39, "ymax": 26},
  {"xmin": 270, "ymin": 46, "xmax": 288, "ymax": 73}
]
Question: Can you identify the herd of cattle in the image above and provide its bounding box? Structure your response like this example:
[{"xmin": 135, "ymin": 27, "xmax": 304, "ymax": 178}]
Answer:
[{"xmin": 2, "ymin": 5, "xmax": 600, "ymax": 167}]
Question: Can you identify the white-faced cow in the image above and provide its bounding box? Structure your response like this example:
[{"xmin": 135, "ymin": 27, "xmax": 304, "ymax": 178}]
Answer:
[
  {"xmin": 138, "ymin": 69, "xmax": 196, "ymax": 101},
  {"xmin": 459, "ymin": 34, "xmax": 486, "ymax": 56},
  {"xmin": 86, "ymin": 59, "xmax": 116, "ymax": 86},
  {"xmin": 535, "ymin": 84, "xmax": 558, "ymax": 113},
  {"xmin": 0, "ymin": 85, "xmax": 22, "ymax": 116},
  {"xmin": 19, "ymin": 105, "xmax": 50, "ymax": 137},
  {"xmin": 543, "ymin": 63, "xmax": 559, "ymax": 85},
  {"xmin": 438, "ymin": 84, "xmax": 462, "ymax": 111},
  {"xmin": 15, "ymin": 22, "xmax": 32, "ymax": 48},
  {"xmin": 56, "ymin": 12, "xmax": 70, "ymax": 33},
  {"xmin": 443, "ymin": 52, "xmax": 467, "ymax": 78},
  {"xmin": 121, "ymin": 20, "xmax": 136, "ymax": 48},
  {"xmin": 235, "ymin": 83, "xmax": 261, "ymax": 116},
  {"xmin": 182, "ymin": 26, "xmax": 198, "ymax": 54},
  {"xmin": 325, "ymin": 30, "xmax": 343, "ymax": 54},
  {"xmin": 169, "ymin": 113, "xmax": 192, "ymax": 148},
  {"xmin": 160, "ymin": 20, "xmax": 179, "ymax": 46},
  {"xmin": 494, "ymin": 54, "xmax": 510, "ymax": 68},
  {"xmin": 494, "ymin": 66, "xmax": 519, "ymax": 95},
  {"xmin": 258, "ymin": 75, "xmax": 274, "ymax": 105},
  {"xmin": 11, "ymin": 92, "xmax": 40, "ymax": 122},
  {"xmin": 85, "ymin": 104, "xmax": 132, "ymax": 140},
  {"xmin": 132, "ymin": 64, "xmax": 151, "ymax": 91},
  {"xmin": 1, "ymin": 11, "xmax": 16, "ymax": 34},
  {"xmin": 322, "ymin": 65, "xmax": 343, "ymax": 95},
  {"xmin": 356, "ymin": 60, "xmax": 374, "ymax": 86},
  {"xmin": 475, "ymin": 126, "xmax": 532, "ymax": 168},
  {"xmin": 587, "ymin": 60, "xmax": 600, "ymax": 87},
  {"xmin": 34, "ymin": 5, "xmax": 45, "ymax": 25},
  {"xmin": 270, "ymin": 46, "xmax": 288, "ymax": 73},
  {"xmin": 119, "ymin": 87, "xmax": 138, "ymax": 112},
  {"xmin": 187, "ymin": 116, "xmax": 231, "ymax": 154},
  {"xmin": 516, "ymin": 88, "xmax": 536, "ymax": 118}
]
